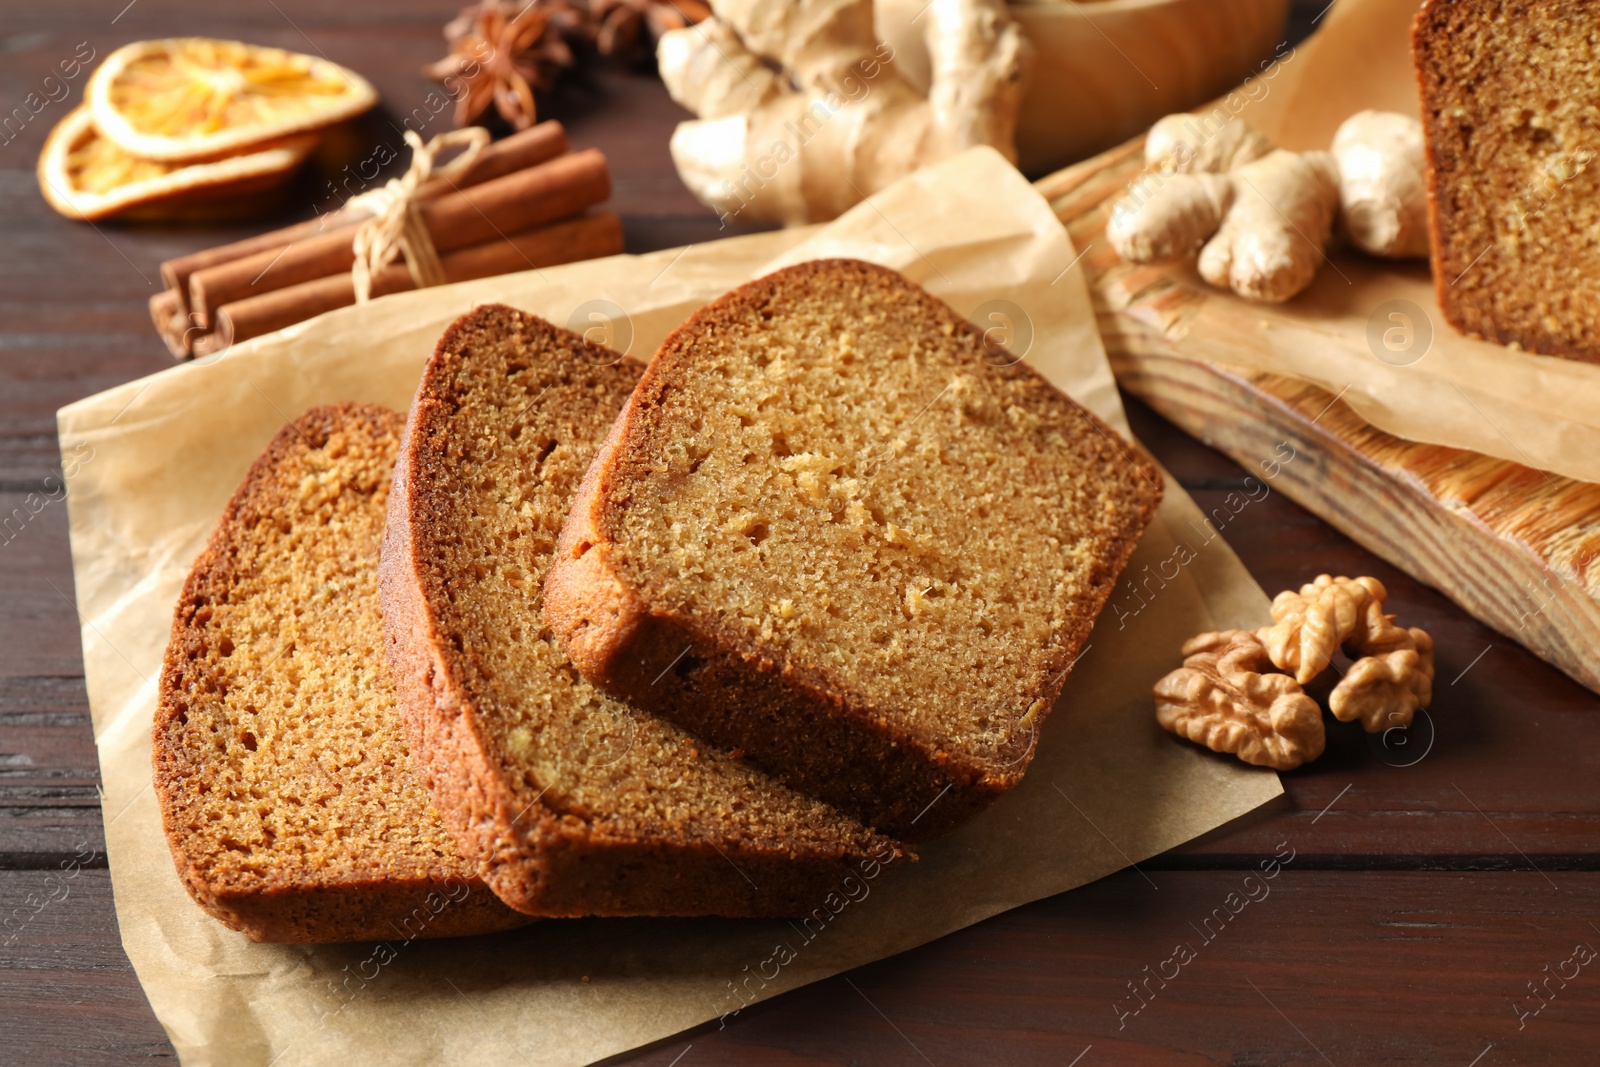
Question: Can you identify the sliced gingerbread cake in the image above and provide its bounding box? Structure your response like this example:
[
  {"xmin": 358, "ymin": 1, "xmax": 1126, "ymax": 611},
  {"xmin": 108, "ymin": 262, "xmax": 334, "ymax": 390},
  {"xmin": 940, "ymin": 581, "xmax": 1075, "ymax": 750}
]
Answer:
[
  {"xmin": 1414, "ymin": 0, "xmax": 1600, "ymax": 362},
  {"xmin": 544, "ymin": 259, "xmax": 1162, "ymax": 839},
  {"xmin": 154, "ymin": 403, "xmax": 528, "ymax": 943},
  {"xmin": 379, "ymin": 304, "xmax": 896, "ymax": 918}
]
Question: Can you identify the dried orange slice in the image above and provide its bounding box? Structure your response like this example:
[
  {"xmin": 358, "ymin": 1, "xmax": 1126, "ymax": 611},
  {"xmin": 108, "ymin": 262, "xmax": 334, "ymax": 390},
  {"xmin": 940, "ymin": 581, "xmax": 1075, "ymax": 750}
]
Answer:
[
  {"xmin": 38, "ymin": 105, "xmax": 316, "ymax": 220},
  {"xmin": 87, "ymin": 38, "xmax": 376, "ymax": 161}
]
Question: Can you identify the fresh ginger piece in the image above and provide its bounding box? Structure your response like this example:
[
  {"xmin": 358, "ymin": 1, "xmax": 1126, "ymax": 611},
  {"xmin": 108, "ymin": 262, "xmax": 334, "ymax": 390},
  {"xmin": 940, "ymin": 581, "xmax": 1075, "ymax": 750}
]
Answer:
[
  {"xmin": 1332, "ymin": 110, "xmax": 1429, "ymax": 259},
  {"xmin": 658, "ymin": 0, "xmax": 1029, "ymax": 225},
  {"xmin": 1145, "ymin": 113, "xmax": 1274, "ymax": 174},
  {"xmin": 1198, "ymin": 149, "xmax": 1340, "ymax": 302},
  {"xmin": 1106, "ymin": 172, "xmax": 1234, "ymax": 263},
  {"xmin": 1106, "ymin": 109, "xmax": 1268, "ymax": 266},
  {"xmin": 654, "ymin": 20, "xmax": 783, "ymax": 120}
]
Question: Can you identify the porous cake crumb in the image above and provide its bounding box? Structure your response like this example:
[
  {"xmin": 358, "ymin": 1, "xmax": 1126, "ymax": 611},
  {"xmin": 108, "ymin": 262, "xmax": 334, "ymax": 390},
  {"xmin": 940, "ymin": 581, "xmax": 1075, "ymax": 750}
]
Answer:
[
  {"xmin": 380, "ymin": 304, "xmax": 896, "ymax": 918},
  {"xmin": 545, "ymin": 260, "xmax": 1162, "ymax": 838},
  {"xmin": 154, "ymin": 403, "xmax": 527, "ymax": 943},
  {"xmin": 1414, "ymin": 0, "xmax": 1600, "ymax": 362}
]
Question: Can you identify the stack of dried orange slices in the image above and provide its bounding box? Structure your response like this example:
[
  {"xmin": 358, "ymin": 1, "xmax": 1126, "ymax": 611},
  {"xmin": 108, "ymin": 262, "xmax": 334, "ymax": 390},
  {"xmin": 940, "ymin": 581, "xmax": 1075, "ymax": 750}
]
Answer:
[{"xmin": 39, "ymin": 38, "xmax": 377, "ymax": 220}]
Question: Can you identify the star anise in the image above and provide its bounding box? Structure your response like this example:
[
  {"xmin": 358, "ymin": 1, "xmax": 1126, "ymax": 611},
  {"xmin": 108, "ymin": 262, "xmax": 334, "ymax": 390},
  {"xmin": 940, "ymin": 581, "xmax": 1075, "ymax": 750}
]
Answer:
[
  {"xmin": 424, "ymin": 0, "xmax": 586, "ymax": 130},
  {"xmin": 590, "ymin": 0, "xmax": 712, "ymax": 63}
]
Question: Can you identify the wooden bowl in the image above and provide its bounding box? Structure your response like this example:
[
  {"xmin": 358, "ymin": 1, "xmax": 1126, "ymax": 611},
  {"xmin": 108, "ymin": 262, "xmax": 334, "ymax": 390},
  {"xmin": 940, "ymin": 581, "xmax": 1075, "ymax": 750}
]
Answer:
[{"xmin": 875, "ymin": 0, "xmax": 1291, "ymax": 174}]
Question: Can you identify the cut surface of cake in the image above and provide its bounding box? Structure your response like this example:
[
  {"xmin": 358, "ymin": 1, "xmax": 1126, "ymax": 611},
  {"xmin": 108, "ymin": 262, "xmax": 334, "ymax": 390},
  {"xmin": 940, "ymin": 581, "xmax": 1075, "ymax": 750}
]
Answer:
[
  {"xmin": 154, "ymin": 403, "xmax": 528, "ymax": 943},
  {"xmin": 544, "ymin": 259, "xmax": 1162, "ymax": 839},
  {"xmin": 1414, "ymin": 0, "xmax": 1600, "ymax": 362},
  {"xmin": 379, "ymin": 304, "xmax": 896, "ymax": 918}
]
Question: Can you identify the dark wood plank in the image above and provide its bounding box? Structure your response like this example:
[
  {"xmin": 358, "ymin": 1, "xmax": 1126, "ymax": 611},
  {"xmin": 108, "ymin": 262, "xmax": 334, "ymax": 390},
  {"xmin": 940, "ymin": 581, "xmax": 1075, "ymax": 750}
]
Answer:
[
  {"xmin": 0, "ymin": 491, "xmax": 84, "ymax": 680},
  {"xmin": 1127, "ymin": 394, "xmax": 1254, "ymax": 489},
  {"xmin": 610, "ymin": 870, "xmax": 1600, "ymax": 1067},
  {"xmin": 9, "ymin": 868, "xmax": 1600, "ymax": 1067},
  {"xmin": 6, "ymin": 3, "xmax": 1598, "ymax": 1064},
  {"xmin": 0, "ymin": 871, "xmax": 176, "ymax": 1064},
  {"xmin": 0, "ymin": 483, "xmax": 104, "ymax": 869},
  {"xmin": 0, "ymin": 675, "xmax": 101, "ymax": 867}
]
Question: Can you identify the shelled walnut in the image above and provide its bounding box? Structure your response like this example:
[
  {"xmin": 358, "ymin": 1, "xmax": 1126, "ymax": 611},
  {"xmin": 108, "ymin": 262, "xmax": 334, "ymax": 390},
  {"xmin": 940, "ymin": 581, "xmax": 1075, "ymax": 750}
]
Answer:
[
  {"xmin": 1155, "ymin": 575, "xmax": 1435, "ymax": 770},
  {"xmin": 1330, "ymin": 628, "xmax": 1434, "ymax": 732},
  {"xmin": 1258, "ymin": 574, "xmax": 1388, "ymax": 684},
  {"xmin": 1153, "ymin": 630, "xmax": 1325, "ymax": 771}
]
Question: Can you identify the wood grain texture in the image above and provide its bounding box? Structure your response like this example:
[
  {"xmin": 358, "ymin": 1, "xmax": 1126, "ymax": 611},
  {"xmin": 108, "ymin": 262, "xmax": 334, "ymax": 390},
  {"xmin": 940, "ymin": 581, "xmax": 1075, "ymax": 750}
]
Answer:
[
  {"xmin": 2, "ymin": 1, "xmax": 1598, "ymax": 1063},
  {"xmin": 2, "ymin": 873, "xmax": 175, "ymax": 1063},
  {"xmin": 10, "ymin": 869, "xmax": 1600, "ymax": 1066},
  {"xmin": 607, "ymin": 869, "xmax": 1600, "ymax": 1066},
  {"xmin": 1038, "ymin": 139, "xmax": 1600, "ymax": 697}
]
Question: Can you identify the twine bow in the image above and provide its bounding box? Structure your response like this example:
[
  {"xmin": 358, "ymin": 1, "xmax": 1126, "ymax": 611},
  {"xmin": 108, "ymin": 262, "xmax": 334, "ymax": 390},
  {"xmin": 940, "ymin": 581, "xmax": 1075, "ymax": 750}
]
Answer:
[{"xmin": 348, "ymin": 126, "xmax": 491, "ymax": 303}]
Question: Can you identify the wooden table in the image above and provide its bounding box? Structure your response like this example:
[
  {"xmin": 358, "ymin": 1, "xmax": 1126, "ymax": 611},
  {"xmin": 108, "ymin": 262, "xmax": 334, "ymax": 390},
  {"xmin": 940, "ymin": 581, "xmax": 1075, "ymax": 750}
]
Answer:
[{"xmin": 5, "ymin": 2, "xmax": 1598, "ymax": 1064}]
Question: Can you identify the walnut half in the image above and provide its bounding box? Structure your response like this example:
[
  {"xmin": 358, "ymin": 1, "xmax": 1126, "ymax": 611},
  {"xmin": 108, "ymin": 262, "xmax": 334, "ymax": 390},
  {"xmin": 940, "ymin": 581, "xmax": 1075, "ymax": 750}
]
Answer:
[
  {"xmin": 1330, "ymin": 626, "xmax": 1435, "ymax": 731},
  {"xmin": 1157, "ymin": 575, "xmax": 1437, "ymax": 770},
  {"xmin": 1153, "ymin": 630, "xmax": 1326, "ymax": 771},
  {"xmin": 1258, "ymin": 574, "xmax": 1388, "ymax": 684},
  {"xmin": 1258, "ymin": 573, "xmax": 1436, "ymax": 734}
]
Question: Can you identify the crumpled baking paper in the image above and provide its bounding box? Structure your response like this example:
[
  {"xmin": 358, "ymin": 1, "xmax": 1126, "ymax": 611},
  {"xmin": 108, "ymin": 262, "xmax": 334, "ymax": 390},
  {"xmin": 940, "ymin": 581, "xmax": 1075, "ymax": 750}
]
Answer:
[{"xmin": 59, "ymin": 146, "xmax": 1281, "ymax": 1067}]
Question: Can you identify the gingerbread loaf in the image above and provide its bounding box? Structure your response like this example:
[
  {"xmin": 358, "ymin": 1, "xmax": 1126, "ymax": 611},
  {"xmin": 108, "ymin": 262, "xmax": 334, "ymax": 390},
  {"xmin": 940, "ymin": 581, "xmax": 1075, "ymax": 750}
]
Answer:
[
  {"xmin": 1414, "ymin": 0, "xmax": 1600, "ymax": 362},
  {"xmin": 154, "ymin": 403, "xmax": 528, "ymax": 943},
  {"xmin": 379, "ymin": 304, "xmax": 897, "ymax": 918},
  {"xmin": 544, "ymin": 259, "xmax": 1162, "ymax": 838}
]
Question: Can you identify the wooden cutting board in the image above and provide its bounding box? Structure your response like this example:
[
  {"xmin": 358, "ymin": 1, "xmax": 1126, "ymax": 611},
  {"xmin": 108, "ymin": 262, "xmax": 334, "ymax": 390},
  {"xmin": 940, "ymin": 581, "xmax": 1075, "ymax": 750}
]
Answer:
[{"xmin": 1036, "ymin": 140, "xmax": 1600, "ymax": 696}]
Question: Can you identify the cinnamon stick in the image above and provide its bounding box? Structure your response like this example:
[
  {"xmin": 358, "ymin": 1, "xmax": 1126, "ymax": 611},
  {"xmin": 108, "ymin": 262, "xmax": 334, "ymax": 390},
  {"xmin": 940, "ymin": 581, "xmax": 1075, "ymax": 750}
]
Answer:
[
  {"xmin": 149, "ymin": 289, "xmax": 190, "ymax": 360},
  {"xmin": 159, "ymin": 122, "xmax": 569, "ymax": 304},
  {"xmin": 207, "ymin": 212, "xmax": 624, "ymax": 348},
  {"xmin": 188, "ymin": 148, "xmax": 611, "ymax": 328}
]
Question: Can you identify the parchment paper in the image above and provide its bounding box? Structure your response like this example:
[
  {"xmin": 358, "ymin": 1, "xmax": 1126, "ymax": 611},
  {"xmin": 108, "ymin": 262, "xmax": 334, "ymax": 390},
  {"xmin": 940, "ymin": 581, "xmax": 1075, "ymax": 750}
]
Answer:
[
  {"xmin": 1149, "ymin": 0, "xmax": 1600, "ymax": 485},
  {"xmin": 59, "ymin": 147, "xmax": 1281, "ymax": 1067}
]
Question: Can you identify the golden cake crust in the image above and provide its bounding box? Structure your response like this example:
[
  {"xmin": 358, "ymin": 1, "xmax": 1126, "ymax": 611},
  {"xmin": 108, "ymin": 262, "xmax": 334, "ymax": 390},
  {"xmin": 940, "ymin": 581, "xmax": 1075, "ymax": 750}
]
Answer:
[
  {"xmin": 379, "ymin": 304, "xmax": 898, "ymax": 918},
  {"xmin": 544, "ymin": 260, "xmax": 1162, "ymax": 839},
  {"xmin": 154, "ymin": 402, "xmax": 528, "ymax": 943},
  {"xmin": 1414, "ymin": 0, "xmax": 1600, "ymax": 362}
]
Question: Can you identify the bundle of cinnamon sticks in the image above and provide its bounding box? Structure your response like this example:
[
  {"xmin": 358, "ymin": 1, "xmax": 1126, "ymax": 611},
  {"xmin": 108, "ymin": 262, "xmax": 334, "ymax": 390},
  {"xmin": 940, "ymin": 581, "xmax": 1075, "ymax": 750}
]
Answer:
[{"xmin": 149, "ymin": 122, "xmax": 623, "ymax": 359}]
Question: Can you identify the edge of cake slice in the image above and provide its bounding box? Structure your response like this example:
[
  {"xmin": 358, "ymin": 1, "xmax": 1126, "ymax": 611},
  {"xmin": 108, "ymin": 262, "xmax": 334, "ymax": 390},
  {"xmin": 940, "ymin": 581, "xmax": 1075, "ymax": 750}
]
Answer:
[
  {"xmin": 1414, "ymin": 0, "xmax": 1600, "ymax": 362},
  {"xmin": 378, "ymin": 304, "xmax": 899, "ymax": 918},
  {"xmin": 543, "ymin": 259, "xmax": 1162, "ymax": 839},
  {"xmin": 154, "ymin": 403, "xmax": 529, "ymax": 943}
]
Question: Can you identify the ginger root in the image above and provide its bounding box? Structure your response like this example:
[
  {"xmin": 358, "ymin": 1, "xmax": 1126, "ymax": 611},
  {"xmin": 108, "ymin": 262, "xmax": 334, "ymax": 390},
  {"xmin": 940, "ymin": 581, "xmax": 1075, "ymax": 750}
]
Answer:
[
  {"xmin": 1106, "ymin": 172, "xmax": 1234, "ymax": 263},
  {"xmin": 1198, "ymin": 149, "xmax": 1340, "ymax": 302},
  {"xmin": 1108, "ymin": 116, "xmax": 1340, "ymax": 303},
  {"xmin": 655, "ymin": 19, "xmax": 782, "ymax": 121},
  {"xmin": 658, "ymin": 0, "xmax": 1029, "ymax": 225},
  {"xmin": 1145, "ymin": 113, "xmax": 1273, "ymax": 174},
  {"xmin": 1332, "ymin": 110, "xmax": 1430, "ymax": 259},
  {"xmin": 1111, "ymin": 109, "xmax": 1427, "ymax": 302}
]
